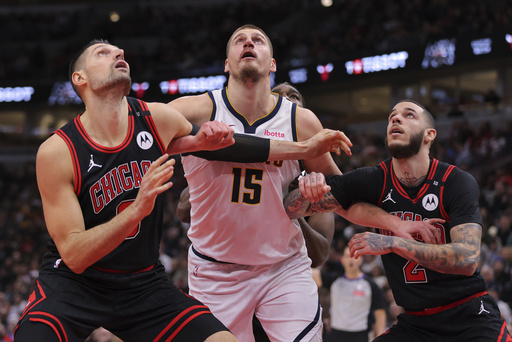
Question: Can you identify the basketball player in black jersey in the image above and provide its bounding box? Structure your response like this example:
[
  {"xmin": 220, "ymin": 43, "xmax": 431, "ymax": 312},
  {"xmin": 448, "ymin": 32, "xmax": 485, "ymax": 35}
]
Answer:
[
  {"xmin": 13, "ymin": 39, "xmax": 242, "ymax": 342},
  {"xmin": 284, "ymin": 99, "xmax": 512, "ymax": 341}
]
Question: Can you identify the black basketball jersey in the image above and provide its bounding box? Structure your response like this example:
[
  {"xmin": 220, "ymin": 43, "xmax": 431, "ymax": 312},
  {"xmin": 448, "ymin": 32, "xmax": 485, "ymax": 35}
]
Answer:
[
  {"xmin": 327, "ymin": 158, "xmax": 486, "ymax": 311},
  {"xmin": 44, "ymin": 97, "xmax": 166, "ymax": 272}
]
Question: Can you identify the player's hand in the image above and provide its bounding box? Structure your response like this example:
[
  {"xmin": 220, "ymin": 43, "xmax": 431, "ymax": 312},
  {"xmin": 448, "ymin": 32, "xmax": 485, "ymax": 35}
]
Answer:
[
  {"xmin": 195, "ymin": 120, "xmax": 235, "ymax": 150},
  {"xmin": 348, "ymin": 232, "xmax": 393, "ymax": 259},
  {"xmin": 393, "ymin": 218, "xmax": 445, "ymax": 244},
  {"xmin": 298, "ymin": 171, "xmax": 331, "ymax": 203},
  {"xmin": 133, "ymin": 154, "xmax": 175, "ymax": 218},
  {"xmin": 304, "ymin": 129, "xmax": 352, "ymax": 158}
]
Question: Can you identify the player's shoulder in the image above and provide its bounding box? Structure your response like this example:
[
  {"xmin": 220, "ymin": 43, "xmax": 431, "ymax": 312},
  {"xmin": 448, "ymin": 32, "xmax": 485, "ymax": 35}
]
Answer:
[
  {"xmin": 167, "ymin": 93, "xmax": 213, "ymax": 124},
  {"xmin": 436, "ymin": 159, "xmax": 477, "ymax": 183},
  {"xmin": 37, "ymin": 133, "xmax": 70, "ymax": 160}
]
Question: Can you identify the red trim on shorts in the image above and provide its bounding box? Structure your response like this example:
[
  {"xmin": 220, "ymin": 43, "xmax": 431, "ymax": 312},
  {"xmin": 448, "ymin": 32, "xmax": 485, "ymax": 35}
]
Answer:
[
  {"xmin": 404, "ymin": 291, "xmax": 487, "ymax": 316},
  {"xmin": 18, "ymin": 280, "xmax": 47, "ymax": 323},
  {"xmin": 153, "ymin": 305, "xmax": 210, "ymax": 342},
  {"xmin": 498, "ymin": 320, "xmax": 512, "ymax": 341},
  {"xmin": 166, "ymin": 311, "xmax": 211, "ymax": 341},
  {"xmin": 29, "ymin": 311, "xmax": 68, "ymax": 342},
  {"xmin": 91, "ymin": 263, "xmax": 155, "ymax": 274}
]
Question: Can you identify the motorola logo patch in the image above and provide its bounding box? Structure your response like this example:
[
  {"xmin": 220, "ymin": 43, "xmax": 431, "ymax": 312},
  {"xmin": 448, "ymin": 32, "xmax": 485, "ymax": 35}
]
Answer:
[
  {"xmin": 422, "ymin": 194, "xmax": 439, "ymax": 211},
  {"xmin": 137, "ymin": 131, "xmax": 154, "ymax": 150}
]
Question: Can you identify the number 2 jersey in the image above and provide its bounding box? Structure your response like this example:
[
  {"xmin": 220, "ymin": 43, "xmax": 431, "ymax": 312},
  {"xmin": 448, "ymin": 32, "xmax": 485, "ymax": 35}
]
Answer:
[
  {"xmin": 326, "ymin": 158, "xmax": 486, "ymax": 311},
  {"xmin": 42, "ymin": 97, "xmax": 167, "ymax": 274},
  {"xmin": 182, "ymin": 88, "xmax": 303, "ymax": 265}
]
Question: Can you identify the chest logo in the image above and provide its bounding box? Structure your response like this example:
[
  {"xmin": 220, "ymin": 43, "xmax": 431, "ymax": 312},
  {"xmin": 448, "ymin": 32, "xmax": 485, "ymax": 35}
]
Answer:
[
  {"xmin": 382, "ymin": 189, "xmax": 396, "ymax": 204},
  {"xmin": 88, "ymin": 154, "xmax": 103, "ymax": 172},
  {"xmin": 422, "ymin": 194, "xmax": 439, "ymax": 211},
  {"xmin": 137, "ymin": 131, "xmax": 153, "ymax": 150}
]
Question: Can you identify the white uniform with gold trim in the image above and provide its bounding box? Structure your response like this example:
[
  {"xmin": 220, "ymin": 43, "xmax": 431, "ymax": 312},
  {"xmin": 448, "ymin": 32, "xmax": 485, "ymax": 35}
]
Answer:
[{"xmin": 183, "ymin": 87, "xmax": 322, "ymax": 342}]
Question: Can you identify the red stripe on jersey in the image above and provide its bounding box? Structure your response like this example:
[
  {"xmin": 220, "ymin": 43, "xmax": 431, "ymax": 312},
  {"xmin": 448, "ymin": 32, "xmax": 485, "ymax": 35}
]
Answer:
[
  {"xmin": 54, "ymin": 130, "xmax": 81, "ymax": 194},
  {"xmin": 404, "ymin": 291, "xmax": 487, "ymax": 316},
  {"xmin": 153, "ymin": 305, "xmax": 210, "ymax": 342},
  {"xmin": 378, "ymin": 161, "xmax": 388, "ymax": 205},
  {"xmin": 91, "ymin": 263, "xmax": 155, "ymax": 274},
  {"xmin": 439, "ymin": 164, "xmax": 455, "ymax": 220},
  {"xmin": 138, "ymin": 98, "xmax": 149, "ymax": 111},
  {"xmin": 427, "ymin": 158, "xmax": 438, "ymax": 180},
  {"xmin": 145, "ymin": 115, "xmax": 166, "ymax": 154}
]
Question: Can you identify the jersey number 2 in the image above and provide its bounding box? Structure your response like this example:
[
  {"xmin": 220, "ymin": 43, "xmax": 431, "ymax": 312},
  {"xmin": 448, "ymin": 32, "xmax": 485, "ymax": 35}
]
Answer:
[
  {"xmin": 403, "ymin": 261, "xmax": 427, "ymax": 283},
  {"xmin": 231, "ymin": 167, "xmax": 263, "ymax": 204}
]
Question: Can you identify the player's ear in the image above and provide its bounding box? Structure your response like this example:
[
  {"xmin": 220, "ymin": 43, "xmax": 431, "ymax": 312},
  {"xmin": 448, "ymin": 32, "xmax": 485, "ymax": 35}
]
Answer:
[
  {"xmin": 224, "ymin": 59, "xmax": 229, "ymax": 73},
  {"xmin": 72, "ymin": 70, "xmax": 86, "ymax": 88},
  {"xmin": 270, "ymin": 58, "xmax": 276, "ymax": 72},
  {"xmin": 425, "ymin": 128, "xmax": 436, "ymax": 144}
]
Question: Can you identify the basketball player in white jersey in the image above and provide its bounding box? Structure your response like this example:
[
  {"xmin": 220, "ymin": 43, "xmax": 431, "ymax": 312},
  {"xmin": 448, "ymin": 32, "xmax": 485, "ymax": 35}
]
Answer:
[{"xmin": 166, "ymin": 25, "xmax": 442, "ymax": 342}]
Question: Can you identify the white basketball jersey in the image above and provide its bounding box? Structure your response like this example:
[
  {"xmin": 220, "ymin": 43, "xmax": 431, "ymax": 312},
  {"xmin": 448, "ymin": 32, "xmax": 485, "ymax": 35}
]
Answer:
[{"xmin": 182, "ymin": 88, "xmax": 303, "ymax": 265}]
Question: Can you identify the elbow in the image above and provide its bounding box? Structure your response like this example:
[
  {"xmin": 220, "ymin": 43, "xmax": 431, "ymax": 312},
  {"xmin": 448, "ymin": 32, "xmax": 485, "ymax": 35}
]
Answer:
[
  {"xmin": 310, "ymin": 254, "xmax": 328, "ymax": 268},
  {"xmin": 63, "ymin": 259, "xmax": 87, "ymax": 274},
  {"xmin": 455, "ymin": 255, "xmax": 479, "ymax": 276},
  {"xmin": 462, "ymin": 260, "xmax": 479, "ymax": 276},
  {"xmin": 60, "ymin": 250, "xmax": 88, "ymax": 274}
]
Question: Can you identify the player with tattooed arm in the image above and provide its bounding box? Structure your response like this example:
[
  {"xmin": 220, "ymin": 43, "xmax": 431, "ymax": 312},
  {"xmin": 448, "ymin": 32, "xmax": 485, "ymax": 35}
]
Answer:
[{"xmin": 284, "ymin": 99, "xmax": 512, "ymax": 341}]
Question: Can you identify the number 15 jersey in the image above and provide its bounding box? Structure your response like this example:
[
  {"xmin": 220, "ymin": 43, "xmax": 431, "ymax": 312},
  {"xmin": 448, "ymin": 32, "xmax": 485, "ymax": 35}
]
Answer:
[{"xmin": 182, "ymin": 88, "xmax": 302, "ymax": 265}]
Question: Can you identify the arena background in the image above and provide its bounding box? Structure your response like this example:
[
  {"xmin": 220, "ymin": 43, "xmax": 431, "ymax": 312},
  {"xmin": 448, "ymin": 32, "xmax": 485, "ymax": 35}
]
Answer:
[{"xmin": 1, "ymin": 0, "xmax": 512, "ymax": 341}]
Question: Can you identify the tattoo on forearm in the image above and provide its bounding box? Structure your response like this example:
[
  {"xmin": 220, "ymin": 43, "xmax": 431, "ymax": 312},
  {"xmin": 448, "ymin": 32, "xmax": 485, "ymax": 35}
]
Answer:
[
  {"xmin": 393, "ymin": 223, "xmax": 481, "ymax": 274},
  {"xmin": 309, "ymin": 192, "xmax": 339, "ymax": 215},
  {"xmin": 365, "ymin": 234, "xmax": 394, "ymax": 254},
  {"xmin": 285, "ymin": 190, "xmax": 310, "ymax": 218}
]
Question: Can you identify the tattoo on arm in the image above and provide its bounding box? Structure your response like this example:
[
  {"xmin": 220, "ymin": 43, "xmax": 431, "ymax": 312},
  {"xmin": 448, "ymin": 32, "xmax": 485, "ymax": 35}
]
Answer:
[
  {"xmin": 392, "ymin": 223, "xmax": 481, "ymax": 275},
  {"xmin": 285, "ymin": 190, "xmax": 340, "ymax": 218},
  {"xmin": 309, "ymin": 192, "xmax": 341, "ymax": 215}
]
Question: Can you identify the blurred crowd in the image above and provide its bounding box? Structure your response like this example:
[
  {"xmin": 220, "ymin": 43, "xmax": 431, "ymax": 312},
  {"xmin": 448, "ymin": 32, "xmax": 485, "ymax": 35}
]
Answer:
[
  {"xmin": 1, "ymin": 104, "xmax": 512, "ymax": 340},
  {"xmin": 1, "ymin": 0, "xmax": 512, "ymax": 83}
]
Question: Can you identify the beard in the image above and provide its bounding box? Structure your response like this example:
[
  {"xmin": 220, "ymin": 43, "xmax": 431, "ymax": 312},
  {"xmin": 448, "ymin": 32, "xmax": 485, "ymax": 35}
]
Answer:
[
  {"xmin": 385, "ymin": 129, "xmax": 424, "ymax": 159},
  {"xmin": 91, "ymin": 69, "xmax": 132, "ymax": 96},
  {"xmin": 232, "ymin": 62, "xmax": 264, "ymax": 84}
]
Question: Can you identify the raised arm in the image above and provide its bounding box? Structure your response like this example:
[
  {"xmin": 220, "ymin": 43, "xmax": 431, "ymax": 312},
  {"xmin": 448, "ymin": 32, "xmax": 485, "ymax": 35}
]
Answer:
[
  {"xmin": 167, "ymin": 94, "xmax": 352, "ymax": 162},
  {"xmin": 37, "ymin": 137, "xmax": 175, "ymax": 274},
  {"xmin": 284, "ymin": 172, "xmax": 443, "ymax": 244}
]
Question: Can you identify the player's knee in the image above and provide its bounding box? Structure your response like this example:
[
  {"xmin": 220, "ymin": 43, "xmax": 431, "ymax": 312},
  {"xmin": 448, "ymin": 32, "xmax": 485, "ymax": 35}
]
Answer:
[{"xmin": 204, "ymin": 330, "xmax": 239, "ymax": 342}]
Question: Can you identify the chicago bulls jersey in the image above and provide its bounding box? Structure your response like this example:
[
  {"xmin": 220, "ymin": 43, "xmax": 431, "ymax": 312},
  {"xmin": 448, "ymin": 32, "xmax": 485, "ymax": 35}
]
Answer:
[
  {"xmin": 182, "ymin": 88, "xmax": 302, "ymax": 265},
  {"xmin": 327, "ymin": 158, "xmax": 486, "ymax": 311},
  {"xmin": 44, "ymin": 97, "xmax": 166, "ymax": 272}
]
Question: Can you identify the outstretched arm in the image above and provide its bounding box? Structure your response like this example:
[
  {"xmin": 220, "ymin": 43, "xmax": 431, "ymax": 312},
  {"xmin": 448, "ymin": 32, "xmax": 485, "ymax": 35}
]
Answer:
[
  {"xmin": 168, "ymin": 128, "xmax": 352, "ymax": 163},
  {"xmin": 348, "ymin": 222, "xmax": 481, "ymax": 276},
  {"xmin": 284, "ymin": 172, "xmax": 443, "ymax": 244}
]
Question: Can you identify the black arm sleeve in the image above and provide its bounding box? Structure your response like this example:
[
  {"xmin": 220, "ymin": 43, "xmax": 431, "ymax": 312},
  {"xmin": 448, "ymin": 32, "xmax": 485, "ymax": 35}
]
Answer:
[
  {"xmin": 184, "ymin": 124, "xmax": 270, "ymax": 162},
  {"xmin": 326, "ymin": 166, "xmax": 384, "ymax": 210}
]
